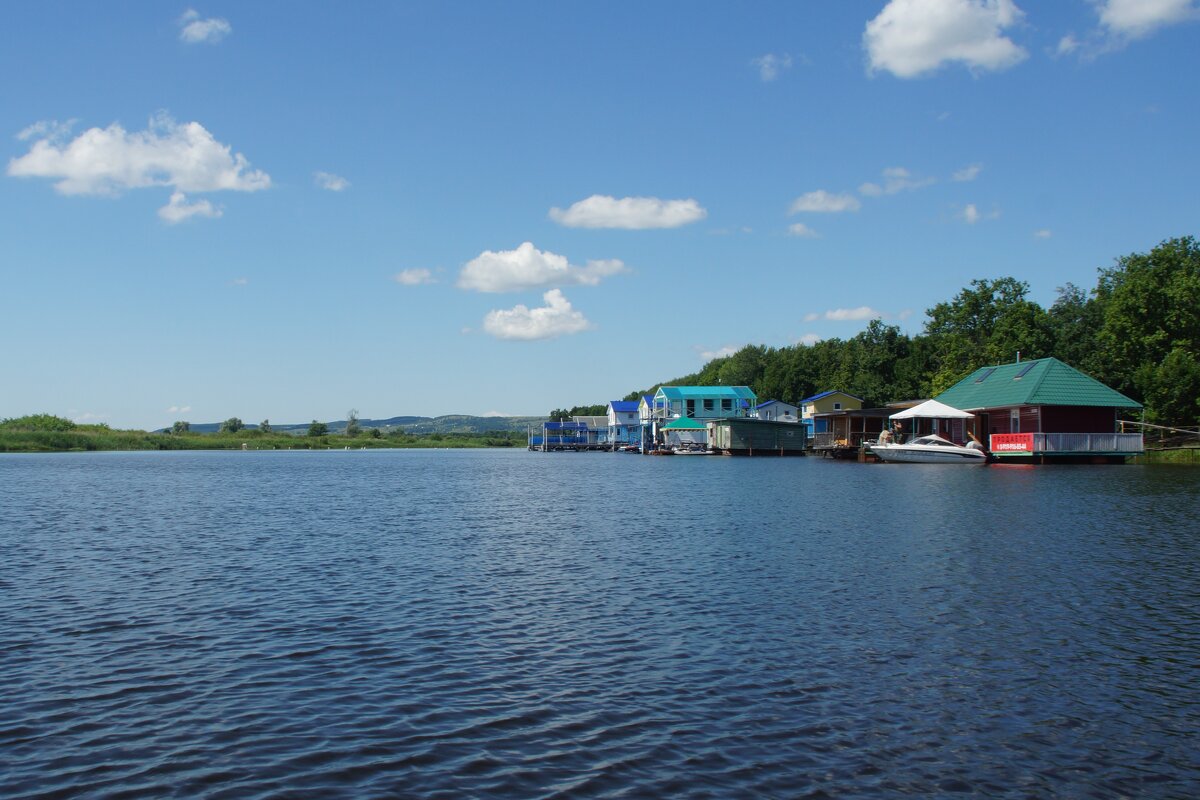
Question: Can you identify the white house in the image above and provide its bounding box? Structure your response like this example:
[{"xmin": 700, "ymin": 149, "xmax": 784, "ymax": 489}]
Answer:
[{"xmin": 753, "ymin": 399, "xmax": 799, "ymax": 423}]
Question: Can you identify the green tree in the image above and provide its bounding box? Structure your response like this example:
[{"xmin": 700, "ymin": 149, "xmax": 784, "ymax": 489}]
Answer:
[
  {"xmin": 308, "ymin": 420, "xmax": 329, "ymax": 437},
  {"xmin": 924, "ymin": 277, "xmax": 1053, "ymax": 393},
  {"xmin": 345, "ymin": 408, "xmax": 361, "ymax": 437},
  {"xmin": 1048, "ymin": 282, "xmax": 1103, "ymax": 375},
  {"xmin": 0, "ymin": 414, "xmax": 77, "ymax": 432},
  {"xmin": 1094, "ymin": 236, "xmax": 1200, "ymax": 424},
  {"xmin": 548, "ymin": 408, "xmax": 571, "ymax": 421},
  {"xmin": 369, "ymin": 427, "xmax": 382, "ymax": 439},
  {"xmin": 259, "ymin": 419, "xmax": 272, "ymax": 434},
  {"xmin": 219, "ymin": 417, "xmax": 244, "ymax": 434},
  {"xmin": 172, "ymin": 420, "xmax": 190, "ymax": 435}
]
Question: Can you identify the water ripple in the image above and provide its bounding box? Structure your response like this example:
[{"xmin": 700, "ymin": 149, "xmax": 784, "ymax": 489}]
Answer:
[{"xmin": 2, "ymin": 451, "xmax": 1198, "ymax": 798}]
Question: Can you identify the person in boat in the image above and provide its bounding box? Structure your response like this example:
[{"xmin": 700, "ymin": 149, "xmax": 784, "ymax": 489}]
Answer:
[{"xmin": 877, "ymin": 427, "xmax": 892, "ymax": 445}]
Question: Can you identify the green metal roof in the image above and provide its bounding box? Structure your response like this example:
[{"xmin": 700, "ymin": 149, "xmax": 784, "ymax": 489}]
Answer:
[
  {"xmin": 662, "ymin": 417, "xmax": 707, "ymax": 430},
  {"xmin": 657, "ymin": 385, "xmax": 757, "ymax": 401},
  {"xmin": 935, "ymin": 357, "xmax": 1141, "ymax": 410}
]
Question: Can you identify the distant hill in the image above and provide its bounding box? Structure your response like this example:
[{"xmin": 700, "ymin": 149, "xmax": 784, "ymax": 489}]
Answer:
[{"xmin": 167, "ymin": 415, "xmax": 548, "ymax": 435}]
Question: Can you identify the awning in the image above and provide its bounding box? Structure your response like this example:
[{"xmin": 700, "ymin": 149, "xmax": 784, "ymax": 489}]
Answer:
[
  {"xmin": 889, "ymin": 399, "xmax": 973, "ymax": 420},
  {"xmin": 661, "ymin": 417, "xmax": 707, "ymax": 430}
]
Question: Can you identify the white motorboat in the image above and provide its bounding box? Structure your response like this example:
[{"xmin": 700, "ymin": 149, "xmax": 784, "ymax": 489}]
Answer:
[{"xmin": 870, "ymin": 434, "xmax": 988, "ymax": 464}]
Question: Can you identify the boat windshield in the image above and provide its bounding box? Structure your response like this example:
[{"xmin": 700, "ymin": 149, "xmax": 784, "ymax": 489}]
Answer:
[{"xmin": 911, "ymin": 435, "xmax": 957, "ymax": 447}]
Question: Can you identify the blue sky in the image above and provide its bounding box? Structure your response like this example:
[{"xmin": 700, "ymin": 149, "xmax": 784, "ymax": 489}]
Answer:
[{"xmin": 3, "ymin": 1, "xmax": 1198, "ymax": 429}]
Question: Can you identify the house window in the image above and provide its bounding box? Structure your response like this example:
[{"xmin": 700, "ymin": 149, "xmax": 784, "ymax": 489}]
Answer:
[
  {"xmin": 1010, "ymin": 409, "xmax": 1020, "ymax": 432},
  {"xmin": 686, "ymin": 399, "xmax": 695, "ymax": 417},
  {"xmin": 833, "ymin": 402, "xmax": 842, "ymax": 410},
  {"xmin": 722, "ymin": 399, "xmax": 732, "ymax": 411},
  {"xmin": 703, "ymin": 399, "xmax": 714, "ymax": 412}
]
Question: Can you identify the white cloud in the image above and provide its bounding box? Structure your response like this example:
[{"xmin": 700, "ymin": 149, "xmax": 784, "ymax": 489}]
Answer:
[
  {"xmin": 952, "ymin": 163, "xmax": 983, "ymax": 181},
  {"xmin": 798, "ymin": 333, "xmax": 822, "ymax": 346},
  {"xmin": 806, "ymin": 307, "xmax": 904, "ymax": 322},
  {"xmin": 958, "ymin": 203, "xmax": 1000, "ymax": 224},
  {"xmin": 789, "ymin": 190, "xmax": 861, "ymax": 214},
  {"xmin": 1034, "ymin": 228, "xmax": 1052, "ymax": 239},
  {"xmin": 158, "ymin": 191, "xmax": 222, "ymax": 223},
  {"xmin": 17, "ymin": 119, "xmax": 76, "ymax": 142},
  {"xmin": 826, "ymin": 306, "xmax": 884, "ymax": 321},
  {"xmin": 394, "ymin": 268, "xmax": 436, "ymax": 286},
  {"xmin": 458, "ymin": 242, "xmax": 626, "ymax": 293},
  {"xmin": 167, "ymin": 405, "xmax": 192, "ymax": 413},
  {"xmin": 787, "ymin": 223, "xmax": 820, "ymax": 238},
  {"xmin": 8, "ymin": 113, "xmax": 269, "ymax": 219},
  {"xmin": 864, "ymin": 0, "xmax": 1028, "ymax": 78},
  {"xmin": 482, "ymin": 289, "xmax": 592, "ymax": 341},
  {"xmin": 1096, "ymin": 0, "xmax": 1199, "ymax": 39},
  {"xmin": 314, "ymin": 171, "xmax": 349, "ymax": 191},
  {"xmin": 179, "ymin": 9, "xmax": 232, "ymax": 44},
  {"xmin": 698, "ymin": 344, "xmax": 742, "ymax": 362},
  {"xmin": 549, "ymin": 195, "xmax": 707, "ymax": 229},
  {"xmin": 859, "ymin": 166, "xmax": 935, "ymax": 196},
  {"xmin": 751, "ymin": 53, "xmax": 793, "ymax": 81},
  {"xmin": 1056, "ymin": 34, "xmax": 1081, "ymax": 56},
  {"xmin": 230, "ymin": 277, "xmax": 248, "ymax": 286}
]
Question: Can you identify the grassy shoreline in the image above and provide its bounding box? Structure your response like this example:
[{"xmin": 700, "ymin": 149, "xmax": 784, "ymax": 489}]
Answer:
[{"xmin": 0, "ymin": 428, "xmax": 525, "ymax": 453}]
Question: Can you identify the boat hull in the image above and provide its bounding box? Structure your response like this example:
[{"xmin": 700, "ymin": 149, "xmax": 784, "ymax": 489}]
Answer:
[{"xmin": 870, "ymin": 445, "xmax": 987, "ymax": 464}]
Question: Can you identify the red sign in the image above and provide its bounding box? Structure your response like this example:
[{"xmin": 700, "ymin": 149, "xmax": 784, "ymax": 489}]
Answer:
[{"xmin": 991, "ymin": 433, "xmax": 1035, "ymax": 453}]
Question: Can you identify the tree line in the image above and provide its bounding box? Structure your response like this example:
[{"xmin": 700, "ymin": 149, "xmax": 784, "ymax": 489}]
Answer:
[{"xmin": 574, "ymin": 237, "xmax": 1197, "ymax": 427}]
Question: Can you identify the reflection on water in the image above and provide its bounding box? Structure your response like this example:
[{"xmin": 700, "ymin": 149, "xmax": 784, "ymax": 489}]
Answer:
[{"xmin": 2, "ymin": 451, "xmax": 1198, "ymax": 797}]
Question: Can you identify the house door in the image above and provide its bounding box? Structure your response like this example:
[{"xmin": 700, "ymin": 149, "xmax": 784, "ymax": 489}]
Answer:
[{"xmin": 1010, "ymin": 409, "xmax": 1020, "ymax": 433}]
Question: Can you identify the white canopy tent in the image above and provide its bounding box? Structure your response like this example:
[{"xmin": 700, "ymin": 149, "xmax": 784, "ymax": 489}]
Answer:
[{"xmin": 888, "ymin": 399, "xmax": 973, "ymax": 420}]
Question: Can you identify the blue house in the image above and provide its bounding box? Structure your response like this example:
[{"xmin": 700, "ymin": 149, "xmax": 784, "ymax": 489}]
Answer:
[
  {"xmin": 606, "ymin": 400, "xmax": 641, "ymax": 448},
  {"xmin": 652, "ymin": 385, "xmax": 757, "ymax": 421}
]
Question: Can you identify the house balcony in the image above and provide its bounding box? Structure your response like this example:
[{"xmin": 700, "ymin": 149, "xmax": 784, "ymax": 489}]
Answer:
[{"xmin": 990, "ymin": 432, "xmax": 1144, "ymax": 456}]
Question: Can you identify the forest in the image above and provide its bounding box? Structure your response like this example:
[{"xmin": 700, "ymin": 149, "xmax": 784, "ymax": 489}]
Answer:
[{"xmin": 556, "ymin": 237, "xmax": 1200, "ymax": 428}]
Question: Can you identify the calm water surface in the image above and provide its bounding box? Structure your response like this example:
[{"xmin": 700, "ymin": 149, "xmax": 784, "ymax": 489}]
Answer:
[{"xmin": 2, "ymin": 450, "xmax": 1198, "ymax": 798}]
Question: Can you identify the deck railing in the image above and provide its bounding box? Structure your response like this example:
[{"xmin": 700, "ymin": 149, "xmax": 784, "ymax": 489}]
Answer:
[
  {"xmin": 990, "ymin": 432, "xmax": 1143, "ymax": 454},
  {"xmin": 811, "ymin": 431, "xmax": 875, "ymax": 448}
]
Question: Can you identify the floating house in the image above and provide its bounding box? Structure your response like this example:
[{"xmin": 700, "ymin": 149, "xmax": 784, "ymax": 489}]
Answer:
[
  {"xmin": 638, "ymin": 385, "xmax": 757, "ymax": 452},
  {"xmin": 708, "ymin": 418, "xmax": 807, "ymax": 456},
  {"xmin": 529, "ymin": 421, "xmax": 588, "ymax": 451},
  {"xmin": 653, "ymin": 385, "xmax": 757, "ymax": 421},
  {"xmin": 934, "ymin": 357, "xmax": 1143, "ymax": 462},
  {"xmin": 572, "ymin": 415, "xmax": 610, "ymax": 447},
  {"xmin": 810, "ymin": 406, "xmax": 899, "ymax": 455},
  {"xmin": 606, "ymin": 400, "xmax": 641, "ymax": 449},
  {"xmin": 662, "ymin": 417, "xmax": 707, "ymax": 448},
  {"xmin": 800, "ymin": 391, "xmax": 863, "ymax": 438},
  {"xmin": 753, "ymin": 400, "xmax": 800, "ymax": 423}
]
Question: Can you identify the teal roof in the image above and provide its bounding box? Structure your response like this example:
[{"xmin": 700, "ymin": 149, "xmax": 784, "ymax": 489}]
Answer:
[
  {"xmin": 662, "ymin": 417, "xmax": 707, "ymax": 430},
  {"xmin": 656, "ymin": 385, "xmax": 757, "ymax": 401},
  {"xmin": 935, "ymin": 357, "xmax": 1141, "ymax": 410}
]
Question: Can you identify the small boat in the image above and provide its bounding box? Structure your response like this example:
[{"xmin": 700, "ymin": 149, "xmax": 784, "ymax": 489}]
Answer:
[
  {"xmin": 672, "ymin": 447, "xmax": 710, "ymax": 455},
  {"xmin": 870, "ymin": 434, "xmax": 988, "ymax": 464}
]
